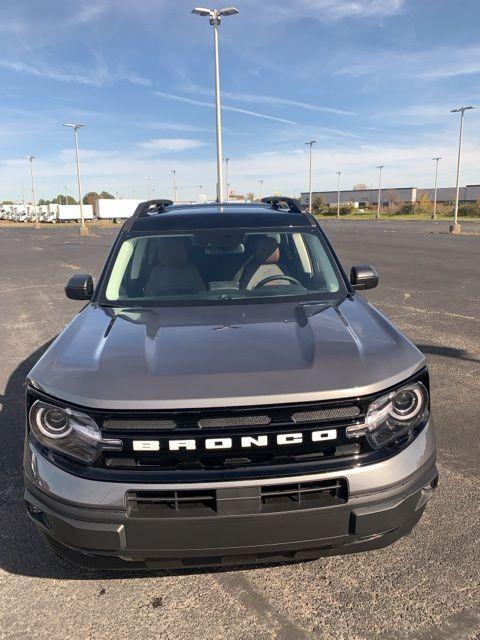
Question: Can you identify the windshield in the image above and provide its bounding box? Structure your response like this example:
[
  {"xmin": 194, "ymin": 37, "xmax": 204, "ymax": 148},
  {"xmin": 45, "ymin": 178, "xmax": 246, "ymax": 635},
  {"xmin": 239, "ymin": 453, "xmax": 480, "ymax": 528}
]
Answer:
[{"xmin": 101, "ymin": 228, "xmax": 347, "ymax": 305}]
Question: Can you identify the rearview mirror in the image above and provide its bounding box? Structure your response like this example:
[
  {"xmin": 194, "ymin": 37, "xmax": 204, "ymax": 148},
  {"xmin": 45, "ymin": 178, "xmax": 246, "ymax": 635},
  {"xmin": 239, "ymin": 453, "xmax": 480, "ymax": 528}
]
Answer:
[
  {"xmin": 350, "ymin": 265, "xmax": 379, "ymax": 290},
  {"xmin": 65, "ymin": 274, "xmax": 94, "ymax": 300}
]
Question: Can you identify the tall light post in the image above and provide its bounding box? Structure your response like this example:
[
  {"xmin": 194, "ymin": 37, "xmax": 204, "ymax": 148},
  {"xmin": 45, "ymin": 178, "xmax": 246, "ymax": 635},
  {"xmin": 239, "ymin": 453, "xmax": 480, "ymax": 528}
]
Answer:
[
  {"xmin": 144, "ymin": 176, "xmax": 152, "ymax": 200},
  {"xmin": 192, "ymin": 7, "xmax": 239, "ymax": 203},
  {"xmin": 432, "ymin": 157, "xmax": 441, "ymax": 220},
  {"xmin": 223, "ymin": 156, "xmax": 230, "ymax": 201},
  {"xmin": 450, "ymin": 105, "xmax": 475, "ymax": 234},
  {"xmin": 171, "ymin": 169, "xmax": 178, "ymax": 203},
  {"xmin": 336, "ymin": 171, "xmax": 342, "ymax": 219},
  {"xmin": 63, "ymin": 123, "xmax": 87, "ymax": 235},
  {"xmin": 305, "ymin": 140, "xmax": 317, "ymax": 214},
  {"xmin": 258, "ymin": 179, "xmax": 264, "ymax": 200},
  {"xmin": 24, "ymin": 155, "xmax": 39, "ymax": 227},
  {"xmin": 376, "ymin": 165, "xmax": 384, "ymax": 219},
  {"xmin": 64, "ymin": 185, "xmax": 68, "ymax": 205}
]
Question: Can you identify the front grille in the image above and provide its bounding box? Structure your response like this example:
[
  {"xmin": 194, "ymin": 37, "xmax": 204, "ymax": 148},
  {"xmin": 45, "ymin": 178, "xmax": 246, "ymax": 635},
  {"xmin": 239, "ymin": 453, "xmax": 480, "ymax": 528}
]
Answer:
[{"xmin": 97, "ymin": 398, "xmax": 367, "ymax": 475}]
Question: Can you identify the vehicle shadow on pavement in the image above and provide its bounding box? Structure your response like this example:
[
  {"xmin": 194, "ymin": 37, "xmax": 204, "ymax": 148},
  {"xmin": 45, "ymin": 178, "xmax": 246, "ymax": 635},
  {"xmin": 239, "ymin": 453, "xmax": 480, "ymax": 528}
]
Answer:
[
  {"xmin": 0, "ymin": 341, "xmax": 278, "ymax": 580},
  {"xmin": 416, "ymin": 343, "xmax": 480, "ymax": 364}
]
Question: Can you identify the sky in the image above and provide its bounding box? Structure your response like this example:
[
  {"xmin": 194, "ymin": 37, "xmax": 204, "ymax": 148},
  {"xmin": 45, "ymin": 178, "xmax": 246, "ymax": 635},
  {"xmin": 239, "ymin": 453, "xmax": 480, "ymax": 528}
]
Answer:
[{"xmin": 0, "ymin": 0, "xmax": 479, "ymax": 202}]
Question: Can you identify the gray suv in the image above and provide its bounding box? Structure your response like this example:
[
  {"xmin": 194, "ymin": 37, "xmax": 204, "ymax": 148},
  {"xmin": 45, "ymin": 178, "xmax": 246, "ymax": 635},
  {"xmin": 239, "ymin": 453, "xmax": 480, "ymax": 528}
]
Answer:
[{"xmin": 24, "ymin": 197, "xmax": 438, "ymax": 569}]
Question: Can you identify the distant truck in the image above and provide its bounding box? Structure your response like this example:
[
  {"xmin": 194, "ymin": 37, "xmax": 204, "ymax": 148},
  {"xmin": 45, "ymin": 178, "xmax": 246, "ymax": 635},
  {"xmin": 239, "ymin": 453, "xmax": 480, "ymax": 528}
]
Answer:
[
  {"xmin": 95, "ymin": 198, "xmax": 142, "ymax": 223},
  {"xmin": 57, "ymin": 204, "xmax": 93, "ymax": 222}
]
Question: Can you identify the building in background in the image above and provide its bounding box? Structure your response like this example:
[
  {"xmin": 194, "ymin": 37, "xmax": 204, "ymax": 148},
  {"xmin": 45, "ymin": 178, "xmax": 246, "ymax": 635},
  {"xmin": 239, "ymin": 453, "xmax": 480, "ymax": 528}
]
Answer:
[{"xmin": 301, "ymin": 185, "xmax": 480, "ymax": 208}]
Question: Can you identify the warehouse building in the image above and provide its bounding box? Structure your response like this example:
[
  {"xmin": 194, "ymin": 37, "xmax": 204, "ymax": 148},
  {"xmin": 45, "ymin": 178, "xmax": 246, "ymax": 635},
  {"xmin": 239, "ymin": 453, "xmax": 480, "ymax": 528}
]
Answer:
[{"xmin": 301, "ymin": 185, "xmax": 480, "ymax": 207}]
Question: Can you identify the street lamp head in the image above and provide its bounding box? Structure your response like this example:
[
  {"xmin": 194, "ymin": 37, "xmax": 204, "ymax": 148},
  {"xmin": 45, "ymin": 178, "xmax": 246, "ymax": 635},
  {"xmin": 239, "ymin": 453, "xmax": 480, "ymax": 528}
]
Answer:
[
  {"xmin": 218, "ymin": 7, "xmax": 239, "ymax": 16},
  {"xmin": 63, "ymin": 123, "xmax": 85, "ymax": 130},
  {"xmin": 305, "ymin": 140, "xmax": 317, "ymax": 146},
  {"xmin": 192, "ymin": 7, "xmax": 212, "ymax": 16},
  {"xmin": 451, "ymin": 106, "xmax": 475, "ymax": 113},
  {"xmin": 23, "ymin": 155, "xmax": 36, "ymax": 160}
]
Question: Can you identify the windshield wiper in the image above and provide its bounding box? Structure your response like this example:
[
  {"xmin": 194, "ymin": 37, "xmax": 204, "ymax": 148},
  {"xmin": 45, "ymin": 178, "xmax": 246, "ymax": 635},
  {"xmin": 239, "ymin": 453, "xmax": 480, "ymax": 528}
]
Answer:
[{"xmin": 295, "ymin": 301, "xmax": 332, "ymax": 328}]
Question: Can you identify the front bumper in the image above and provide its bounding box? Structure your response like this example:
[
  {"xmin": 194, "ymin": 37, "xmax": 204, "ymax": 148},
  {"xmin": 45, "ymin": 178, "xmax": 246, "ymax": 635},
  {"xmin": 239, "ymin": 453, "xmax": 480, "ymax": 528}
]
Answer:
[{"xmin": 24, "ymin": 423, "xmax": 438, "ymax": 569}]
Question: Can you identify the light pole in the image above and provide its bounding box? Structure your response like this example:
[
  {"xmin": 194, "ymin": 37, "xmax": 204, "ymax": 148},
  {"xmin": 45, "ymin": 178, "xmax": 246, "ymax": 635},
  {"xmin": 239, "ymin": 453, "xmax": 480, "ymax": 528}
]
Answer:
[
  {"xmin": 336, "ymin": 171, "xmax": 342, "ymax": 219},
  {"xmin": 432, "ymin": 157, "xmax": 441, "ymax": 220},
  {"xmin": 192, "ymin": 7, "xmax": 239, "ymax": 203},
  {"xmin": 376, "ymin": 165, "xmax": 384, "ymax": 219},
  {"xmin": 450, "ymin": 106, "xmax": 475, "ymax": 234},
  {"xmin": 64, "ymin": 186, "xmax": 68, "ymax": 205},
  {"xmin": 144, "ymin": 176, "xmax": 152, "ymax": 200},
  {"xmin": 63, "ymin": 123, "xmax": 87, "ymax": 235},
  {"xmin": 24, "ymin": 156, "xmax": 39, "ymax": 228},
  {"xmin": 171, "ymin": 169, "xmax": 178, "ymax": 203},
  {"xmin": 305, "ymin": 140, "xmax": 317, "ymax": 214},
  {"xmin": 223, "ymin": 157, "xmax": 230, "ymax": 201},
  {"xmin": 258, "ymin": 179, "xmax": 264, "ymax": 200}
]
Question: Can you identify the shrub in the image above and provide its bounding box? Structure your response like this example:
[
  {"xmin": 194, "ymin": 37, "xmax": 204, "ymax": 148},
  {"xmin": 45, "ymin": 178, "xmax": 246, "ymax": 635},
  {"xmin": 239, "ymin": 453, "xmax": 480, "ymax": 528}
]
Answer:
[
  {"xmin": 399, "ymin": 202, "xmax": 415, "ymax": 215},
  {"xmin": 456, "ymin": 202, "xmax": 480, "ymax": 217}
]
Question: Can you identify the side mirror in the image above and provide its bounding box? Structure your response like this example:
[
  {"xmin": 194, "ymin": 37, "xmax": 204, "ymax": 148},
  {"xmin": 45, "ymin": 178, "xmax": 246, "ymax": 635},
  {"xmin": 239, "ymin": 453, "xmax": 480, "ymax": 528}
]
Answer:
[
  {"xmin": 350, "ymin": 265, "xmax": 379, "ymax": 290},
  {"xmin": 65, "ymin": 274, "xmax": 94, "ymax": 300}
]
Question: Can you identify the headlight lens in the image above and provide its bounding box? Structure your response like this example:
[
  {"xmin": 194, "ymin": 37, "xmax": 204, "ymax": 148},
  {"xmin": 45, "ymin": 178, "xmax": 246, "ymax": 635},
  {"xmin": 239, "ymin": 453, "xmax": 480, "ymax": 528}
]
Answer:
[
  {"xmin": 346, "ymin": 382, "xmax": 428, "ymax": 449},
  {"xmin": 29, "ymin": 400, "xmax": 122, "ymax": 464}
]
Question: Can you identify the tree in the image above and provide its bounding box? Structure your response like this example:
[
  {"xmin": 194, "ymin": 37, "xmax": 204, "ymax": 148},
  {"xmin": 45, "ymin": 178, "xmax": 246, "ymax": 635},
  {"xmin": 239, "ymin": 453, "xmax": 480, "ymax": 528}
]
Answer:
[
  {"xmin": 384, "ymin": 190, "xmax": 403, "ymax": 211},
  {"xmin": 52, "ymin": 194, "xmax": 77, "ymax": 205},
  {"xmin": 353, "ymin": 183, "xmax": 369, "ymax": 191},
  {"xmin": 312, "ymin": 195, "xmax": 331, "ymax": 215},
  {"xmin": 246, "ymin": 192, "xmax": 255, "ymax": 202},
  {"xmin": 83, "ymin": 191, "xmax": 99, "ymax": 206},
  {"xmin": 99, "ymin": 191, "xmax": 115, "ymax": 199},
  {"xmin": 416, "ymin": 191, "xmax": 432, "ymax": 215}
]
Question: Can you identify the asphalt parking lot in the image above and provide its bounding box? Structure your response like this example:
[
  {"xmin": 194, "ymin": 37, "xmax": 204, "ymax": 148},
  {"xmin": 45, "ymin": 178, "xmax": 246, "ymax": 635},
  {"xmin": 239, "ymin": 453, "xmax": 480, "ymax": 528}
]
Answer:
[{"xmin": 0, "ymin": 220, "xmax": 479, "ymax": 640}]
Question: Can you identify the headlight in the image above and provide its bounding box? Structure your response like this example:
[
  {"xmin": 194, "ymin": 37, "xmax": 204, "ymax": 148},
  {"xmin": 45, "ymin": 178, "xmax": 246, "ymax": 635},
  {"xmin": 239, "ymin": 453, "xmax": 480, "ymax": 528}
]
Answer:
[
  {"xmin": 29, "ymin": 400, "xmax": 122, "ymax": 464},
  {"xmin": 346, "ymin": 382, "xmax": 428, "ymax": 449}
]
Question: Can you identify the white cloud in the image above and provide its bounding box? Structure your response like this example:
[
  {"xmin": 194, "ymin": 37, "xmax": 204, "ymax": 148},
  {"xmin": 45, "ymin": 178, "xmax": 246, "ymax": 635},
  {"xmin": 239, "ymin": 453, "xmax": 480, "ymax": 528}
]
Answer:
[
  {"xmin": 183, "ymin": 83, "xmax": 356, "ymax": 116},
  {"xmin": 138, "ymin": 138, "xmax": 205, "ymax": 152},
  {"xmin": 337, "ymin": 44, "xmax": 480, "ymax": 83},
  {"xmin": 3, "ymin": 135, "xmax": 479, "ymax": 202},
  {"xmin": 244, "ymin": 0, "xmax": 404, "ymax": 21},
  {"xmin": 0, "ymin": 56, "xmax": 151, "ymax": 87},
  {"xmin": 153, "ymin": 91, "xmax": 299, "ymax": 125}
]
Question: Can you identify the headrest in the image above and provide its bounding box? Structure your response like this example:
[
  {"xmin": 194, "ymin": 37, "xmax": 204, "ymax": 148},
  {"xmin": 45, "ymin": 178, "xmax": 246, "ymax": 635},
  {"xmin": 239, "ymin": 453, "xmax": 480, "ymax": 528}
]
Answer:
[
  {"xmin": 157, "ymin": 238, "xmax": 188, "ymax": 267},
  {"xmin": 254, "ymin": 237, "xmax": 280, "ymax": 264}
]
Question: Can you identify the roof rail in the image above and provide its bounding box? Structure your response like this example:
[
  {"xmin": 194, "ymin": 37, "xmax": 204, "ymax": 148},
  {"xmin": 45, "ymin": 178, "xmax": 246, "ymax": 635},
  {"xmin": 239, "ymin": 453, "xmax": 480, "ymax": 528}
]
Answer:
[
  {"xmin": 134, "ymin": 199, "xmax": 174, "ymax": 218},
  {"xmin": 123, "ymin": 199, "xmax": 174, "ymax": 232},
  {"xmin": 261, "ymin": 196, "xmax": 303, "ymax": 214}
]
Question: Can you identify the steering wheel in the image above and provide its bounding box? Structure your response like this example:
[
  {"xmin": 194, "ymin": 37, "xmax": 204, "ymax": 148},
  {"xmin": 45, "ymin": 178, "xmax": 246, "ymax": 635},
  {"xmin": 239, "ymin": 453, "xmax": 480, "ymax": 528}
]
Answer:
[{"xmin": 253, "ymin": 275, "xmax": 302, "ymax": 289}]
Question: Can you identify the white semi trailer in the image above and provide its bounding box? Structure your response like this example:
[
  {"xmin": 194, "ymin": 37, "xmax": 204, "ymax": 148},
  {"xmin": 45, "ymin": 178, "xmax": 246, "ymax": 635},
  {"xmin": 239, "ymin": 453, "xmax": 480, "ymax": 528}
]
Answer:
[
  {"xmin": 57, "ymin": 204, "xmax": 93, "ymax": 222},
  {"xmin": 95, "ymin": 199, "xmax": 142, "ymax": 222}
]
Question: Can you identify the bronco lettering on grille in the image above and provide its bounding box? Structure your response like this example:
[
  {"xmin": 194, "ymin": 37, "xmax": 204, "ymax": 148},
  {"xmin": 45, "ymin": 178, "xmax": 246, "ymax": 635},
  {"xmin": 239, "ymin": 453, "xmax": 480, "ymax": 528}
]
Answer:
[{"xmin": 132, "ymin": 429, "xmax": 337, "ymax": 452}]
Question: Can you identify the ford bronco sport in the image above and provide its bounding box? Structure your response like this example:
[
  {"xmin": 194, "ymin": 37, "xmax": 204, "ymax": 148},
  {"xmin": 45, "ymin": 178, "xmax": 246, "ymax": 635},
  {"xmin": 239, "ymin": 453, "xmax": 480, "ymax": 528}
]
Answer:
[{"xmin": 24, "ymin": 197, "xmax": 438, "ymax": 568}]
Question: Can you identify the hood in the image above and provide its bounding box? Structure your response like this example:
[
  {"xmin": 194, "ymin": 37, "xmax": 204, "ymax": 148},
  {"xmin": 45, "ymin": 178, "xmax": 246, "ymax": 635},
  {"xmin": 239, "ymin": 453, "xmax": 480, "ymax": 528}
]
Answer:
[{"xmin": 29, "ymin": 297, "xmax": 425, "ymax": 409}]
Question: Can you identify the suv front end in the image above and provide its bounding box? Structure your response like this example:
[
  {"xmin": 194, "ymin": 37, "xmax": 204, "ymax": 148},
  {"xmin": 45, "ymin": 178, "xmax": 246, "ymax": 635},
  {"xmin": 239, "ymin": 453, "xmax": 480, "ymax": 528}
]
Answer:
[{"xmin": 23, "ymin": 199, "xmax": 438, "ymax": 568}]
